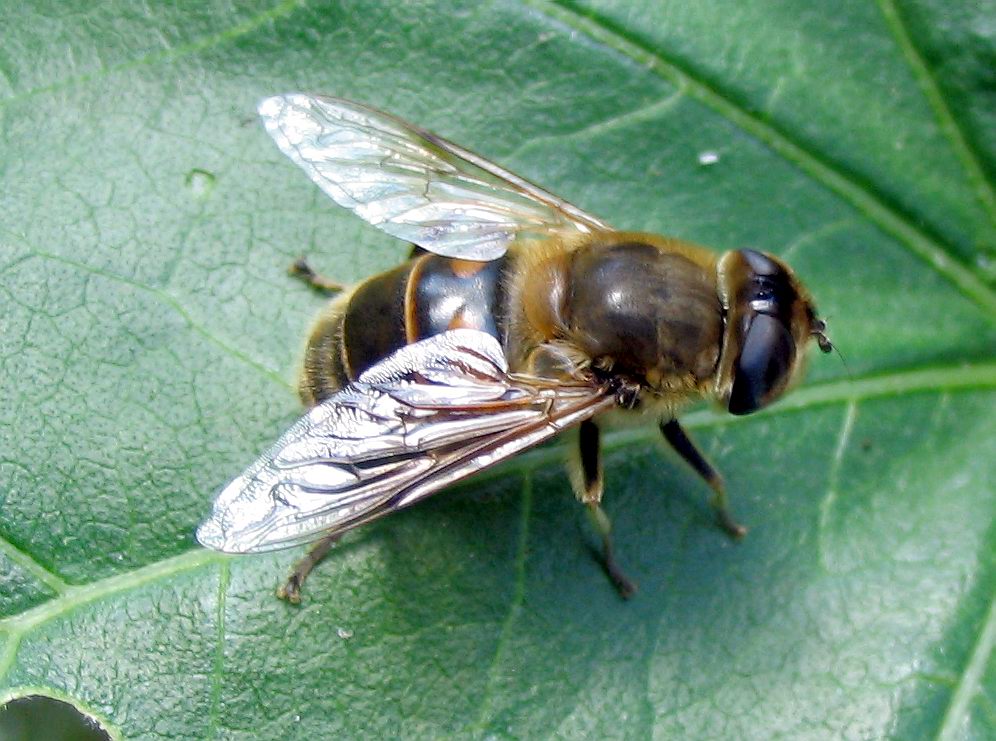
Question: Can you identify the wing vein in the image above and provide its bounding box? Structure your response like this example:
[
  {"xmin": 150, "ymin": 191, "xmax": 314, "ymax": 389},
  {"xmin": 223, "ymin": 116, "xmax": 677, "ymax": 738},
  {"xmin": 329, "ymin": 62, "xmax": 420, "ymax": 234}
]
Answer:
[{"xmin": 197, "ymin": 330, "xmax": 611, "ymax": 553}]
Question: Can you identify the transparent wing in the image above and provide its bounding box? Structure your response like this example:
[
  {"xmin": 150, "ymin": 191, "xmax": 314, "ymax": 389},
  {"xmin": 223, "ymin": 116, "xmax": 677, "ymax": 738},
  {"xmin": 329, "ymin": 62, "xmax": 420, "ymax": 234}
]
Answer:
[
  {"xmin": 258, "ymin": 93, "xmax": 610, "ymax": 260},
  {"xmin": 197, "ymin": 329, "xmax": 613, "ymax": 553}
]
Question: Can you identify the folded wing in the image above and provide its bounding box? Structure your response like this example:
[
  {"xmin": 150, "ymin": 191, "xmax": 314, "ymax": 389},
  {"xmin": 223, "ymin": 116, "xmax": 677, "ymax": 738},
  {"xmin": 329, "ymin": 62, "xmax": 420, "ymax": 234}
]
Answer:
[{"xmin": 197, "ymin": 329, "xmax": 612, "ymax": 552}]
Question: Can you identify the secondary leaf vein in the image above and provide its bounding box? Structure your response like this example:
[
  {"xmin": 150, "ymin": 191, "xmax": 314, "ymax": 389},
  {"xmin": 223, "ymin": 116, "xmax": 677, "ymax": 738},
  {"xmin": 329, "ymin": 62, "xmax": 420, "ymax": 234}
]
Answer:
[
  {"xmin": 0, "ymin": 532, "xmax": 70, "ymax": 596},
  {"xmin": 936, "ymin": 590, "xmax": 996, "ymax": 741},
  {"xmin": 0, "ymin": 550, "xmax": 222, "ymax": 636},
  {"xmin": 818, "ymin": 400, "xmax": 858, "ymax": 570},
  {"xmin": 0, "ymin": 0, "xmax": 305, "ymax": 110},
  {"xmin": 0, "ymin": 634, "xmax": 21, "ymax": 685},
  {"xmin": 473, "ymin": 471, "xmax": 534, "ymax": 732},
  {"xmin": 481, "ymin": 361, "xmax": 996, "ymax": 486},
  {"xmin": 206, "ymin": 560, "xmax": 231, "ymax": 739},
  {"xmin": 29, "ymin": 248, "xmax": 291, "ymax": 391},
  {"xmin": 876, "ymin": 0, "xmax": 996, "ymax": 229}
]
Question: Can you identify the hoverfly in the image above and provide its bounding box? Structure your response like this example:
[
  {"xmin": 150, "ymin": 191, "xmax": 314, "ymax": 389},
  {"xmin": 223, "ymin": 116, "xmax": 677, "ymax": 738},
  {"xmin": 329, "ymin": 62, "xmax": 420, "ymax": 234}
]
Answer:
[{"xmin": 197, "ymin": 94, "xmax": 832, "ymax": 599}]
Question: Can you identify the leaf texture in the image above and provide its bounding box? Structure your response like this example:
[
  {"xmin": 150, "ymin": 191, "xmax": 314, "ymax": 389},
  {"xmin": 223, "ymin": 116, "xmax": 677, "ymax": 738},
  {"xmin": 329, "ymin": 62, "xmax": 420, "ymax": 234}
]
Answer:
[{"xmin": 0, "ymin": 0, "xmax": 993, "ymax": 738}]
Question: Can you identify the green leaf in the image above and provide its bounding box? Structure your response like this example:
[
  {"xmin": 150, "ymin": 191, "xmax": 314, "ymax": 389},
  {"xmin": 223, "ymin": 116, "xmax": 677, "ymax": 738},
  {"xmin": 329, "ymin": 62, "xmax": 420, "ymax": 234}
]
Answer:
[{"xmin": 1, "ymin": 0, "xmax": 994, "ymax": 738}]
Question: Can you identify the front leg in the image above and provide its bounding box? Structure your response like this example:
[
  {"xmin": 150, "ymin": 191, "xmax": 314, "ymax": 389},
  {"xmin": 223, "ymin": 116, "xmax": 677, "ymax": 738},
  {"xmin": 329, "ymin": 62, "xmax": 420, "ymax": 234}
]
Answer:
[
  {"xmin": 659, "ymin": 419, "xmax": 747, "ymax": 539},
  {"xmin": 575, "ymin": 420, "xmax": 637, "ymax": 599}
]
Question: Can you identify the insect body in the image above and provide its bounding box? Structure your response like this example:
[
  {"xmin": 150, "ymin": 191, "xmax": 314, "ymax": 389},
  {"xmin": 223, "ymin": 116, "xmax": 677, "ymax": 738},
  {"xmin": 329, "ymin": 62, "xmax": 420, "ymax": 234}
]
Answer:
[{"xmin": 197, "ymin": 94, "xmax": 832, "ymax": 599}]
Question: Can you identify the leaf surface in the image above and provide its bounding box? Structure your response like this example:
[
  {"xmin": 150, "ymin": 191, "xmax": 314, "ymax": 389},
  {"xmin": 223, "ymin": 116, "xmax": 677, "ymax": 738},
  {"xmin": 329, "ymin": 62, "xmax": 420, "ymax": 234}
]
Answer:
[{"xmin": 1, "ymin": 1, "xmax": 994, "ymax": 738}]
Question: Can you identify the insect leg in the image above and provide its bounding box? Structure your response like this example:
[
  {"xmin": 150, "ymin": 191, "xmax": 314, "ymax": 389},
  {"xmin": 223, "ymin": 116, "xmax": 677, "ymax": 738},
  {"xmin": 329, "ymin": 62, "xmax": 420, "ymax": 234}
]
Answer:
[
  {"xmin": 276, "ymin": 533, "xmax": 341, "ymax": 604},
  {"xmin": 578, "ymin": 419, "xmax": 603, "ymax": 504},
  {"xmin": 289, "ymin": 256, "xmax": 345, "ymax": 293},
  {"xmin": 586, "ymin": 503, "xmax": 638, "ymax": 599},
  {"xmin": 577, "ymin": 420, "xmax": 637, "ymax": 599},
  {"xmin": 658, "ymin": 419, "xmax": 747, "ymax": 539}
]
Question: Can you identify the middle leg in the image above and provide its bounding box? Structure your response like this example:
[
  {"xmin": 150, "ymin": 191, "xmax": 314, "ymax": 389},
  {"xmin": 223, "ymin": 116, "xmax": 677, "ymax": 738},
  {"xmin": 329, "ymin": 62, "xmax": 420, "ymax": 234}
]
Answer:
[{"xmin": 574, "ymin": 419, "xmax": 637, "ymax": 599}]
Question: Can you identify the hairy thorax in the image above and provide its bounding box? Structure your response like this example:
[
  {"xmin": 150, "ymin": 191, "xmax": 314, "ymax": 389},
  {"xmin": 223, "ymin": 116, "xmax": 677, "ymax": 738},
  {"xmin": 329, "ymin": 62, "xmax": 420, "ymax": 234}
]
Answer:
[{"xmin": 511, "ymin": 233, "xmax": 724, "ymax": 399}]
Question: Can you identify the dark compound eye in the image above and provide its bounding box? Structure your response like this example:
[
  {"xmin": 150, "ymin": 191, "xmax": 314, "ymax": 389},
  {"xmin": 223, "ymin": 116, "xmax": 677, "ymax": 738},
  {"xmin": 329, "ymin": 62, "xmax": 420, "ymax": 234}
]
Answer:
[
  {"xmin": 728, "ymin": 314, "xmax": 796, "ymax": 415},
  {"xmin": 738, "ymin": 250, "xmax": 795, "ymax": 320}
]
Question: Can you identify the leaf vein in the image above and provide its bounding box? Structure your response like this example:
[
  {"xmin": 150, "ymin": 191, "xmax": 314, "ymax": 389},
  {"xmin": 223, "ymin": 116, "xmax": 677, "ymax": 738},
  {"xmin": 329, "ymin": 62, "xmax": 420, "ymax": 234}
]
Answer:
[
  {"xmin": 936, "ymin": 589, "xmax": 996, "ymax": 740},
  {"xmin": 206, "ymin": 560, "xmax": 231, "ymax": 739},
  {"xmin": 0, "ymin": 550, "xmax": 222, "ymax": 636},
  {"xmin": 818, "ymin": 400, "xmax": 858, "ymax": 570},
  {"xmin": 0, "ymin": 530, "xmax": 70, "ymax": 597},
  {"xmin": 507, "ymin": 88, "xmax": 687, "ymax": 161},
  {"xmin": 876, "ymin": 0, "xmax": 996, "ymax": 229},
  {"xmin": 527, "ymin": 0, "xmax": 996, "ymax": 317},
  {"xmin": 0, "ymin": 634, "xmax": 21, "ymax": 684},
  {"xmin": 471, "ymin": 361, "xmax": 996, "ymax": 487},
  {"xmin": 0, "ymin": 0, "xmax": 304, "ymax": 110},
  {"xmin": 472, "ymin": 471, "xmax": 533, "ymax": 733},
  {"xmin": 28, "ymin": 248, "xmax": 291, "ymax": 391}
]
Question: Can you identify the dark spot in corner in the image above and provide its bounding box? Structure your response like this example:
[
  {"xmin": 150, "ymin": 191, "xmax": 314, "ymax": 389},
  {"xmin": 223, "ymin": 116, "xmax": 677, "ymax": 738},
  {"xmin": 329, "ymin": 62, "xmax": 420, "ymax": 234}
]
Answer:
[{"xmin": 0, "ymin": 694, "xmax": 113, "ymax": 740}]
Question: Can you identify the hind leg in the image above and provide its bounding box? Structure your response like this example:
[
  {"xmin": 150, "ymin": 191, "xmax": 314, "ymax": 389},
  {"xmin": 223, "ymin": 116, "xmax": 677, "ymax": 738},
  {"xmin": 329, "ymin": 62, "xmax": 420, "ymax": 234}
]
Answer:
[{"xmin": 276, "ymin": 533, "xmax": 340, "ymax": 604}]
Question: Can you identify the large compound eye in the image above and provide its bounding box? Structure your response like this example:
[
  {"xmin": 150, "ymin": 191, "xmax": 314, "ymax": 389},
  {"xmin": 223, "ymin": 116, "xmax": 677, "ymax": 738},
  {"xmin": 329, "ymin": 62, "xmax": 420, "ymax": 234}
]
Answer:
[{"xmin": 727, "ymin": 314, "xmax": 796, "ymax": 415}]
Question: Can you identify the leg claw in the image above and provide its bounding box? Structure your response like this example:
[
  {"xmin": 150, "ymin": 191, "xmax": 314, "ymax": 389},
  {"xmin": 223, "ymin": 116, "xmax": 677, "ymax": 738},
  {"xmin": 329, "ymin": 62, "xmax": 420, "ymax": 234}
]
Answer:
[
  {"xmin": 276, "ymin": 577, "xmax": 303, "ymax": 605},
  {"xmin": 717, "ymin": 511, "xmax": 748, "ymax": 541}
]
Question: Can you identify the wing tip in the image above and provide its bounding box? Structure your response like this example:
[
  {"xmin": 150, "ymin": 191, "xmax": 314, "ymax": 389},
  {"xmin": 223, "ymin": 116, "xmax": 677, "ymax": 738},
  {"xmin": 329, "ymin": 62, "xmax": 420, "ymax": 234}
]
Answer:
[
  {"xmin": 196, "ymin": 516, "xmax": 232, "ymax": 552},
  {"xmin": 258, "ymin": 93, "xmax": 289, "ymax": 121},
  {"xmin": 258, "ymin": 92, "xmax": 316, "ymax": 121}
]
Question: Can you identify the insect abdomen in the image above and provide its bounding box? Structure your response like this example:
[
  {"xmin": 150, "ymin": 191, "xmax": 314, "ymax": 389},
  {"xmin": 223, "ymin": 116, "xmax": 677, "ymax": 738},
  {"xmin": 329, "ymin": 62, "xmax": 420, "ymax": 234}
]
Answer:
[
  {"xmin": 299, "ymin": 261, "xmax": 414, "ymax": 405},
  {"xmin": 407, "ymin": 255, "xmax": 507, "ymax": 342},
  {"xmin": 298, "ymin": 299, "xmax": 351, "ymax": 406},
  {"xmin": 301, "ymin": 253, "xmax": 509, "ymax": 406},
  {"xmin": 341, "ymin": 264, "xmax": 416, "ymax": 380}
]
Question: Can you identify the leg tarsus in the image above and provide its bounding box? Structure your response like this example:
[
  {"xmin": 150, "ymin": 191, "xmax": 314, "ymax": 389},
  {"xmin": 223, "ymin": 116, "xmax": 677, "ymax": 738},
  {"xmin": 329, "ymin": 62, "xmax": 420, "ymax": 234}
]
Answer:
[
  {"xmin": 289, "ymin": 256, "xmax": 345, "ymax": 294},
  {"xmin": 575, "ymin": 420, "xmax": 637, "ymax": 598},
  {"xmin": 659, "ymin": 418, "xmax": 747, "ymax": 540},
  {"xmin": 709, "ymin": 488, "xmax": 748, "ymax": 540},
  {"xmin": 276, "ymin": 533, "xmax": 339, "ymax": 604},
  {"xmin": 587, "ymin": 502, "xmax": 637, "ymax": 599}
]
